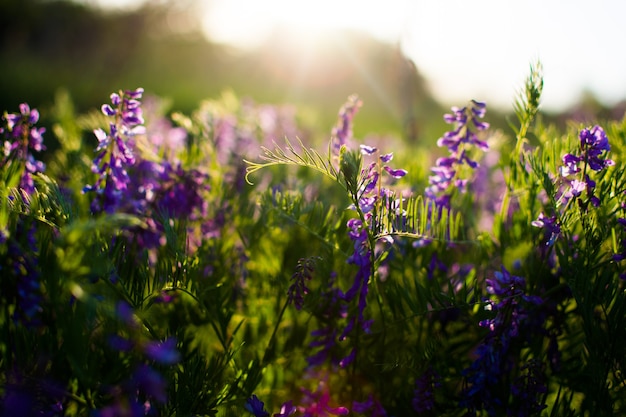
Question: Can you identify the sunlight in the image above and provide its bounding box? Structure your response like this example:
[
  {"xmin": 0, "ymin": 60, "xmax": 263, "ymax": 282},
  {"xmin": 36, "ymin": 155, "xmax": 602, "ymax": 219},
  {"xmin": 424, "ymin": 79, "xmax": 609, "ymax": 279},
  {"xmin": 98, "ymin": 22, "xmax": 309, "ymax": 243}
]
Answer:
[{"xmin": 201, "ymin": 0, "xmax": 411, "ymax": 49}]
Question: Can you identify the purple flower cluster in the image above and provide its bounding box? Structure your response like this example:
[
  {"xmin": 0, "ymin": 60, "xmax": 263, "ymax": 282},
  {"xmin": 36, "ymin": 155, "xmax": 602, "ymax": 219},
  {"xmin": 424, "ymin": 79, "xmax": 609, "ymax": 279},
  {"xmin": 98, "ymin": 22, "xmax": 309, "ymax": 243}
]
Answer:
[
  {"xmin": 352, "ymin": 394, "xmax": 387, "ymax": 417},
  {"xmin": 352, "ymin": 145, "xmax": 407, "ymax": 239},
  {"xmin": 95, "ymin": 302, "xmax": 181, "ymax": 416},
  {"xmin": 461, "ymin": 266, "xmax": 545, "ymax": 415},
  {"xmin": 306, "ymin": 274, "xmax": 347, "ymax": 367},
  {"xmin": 533, "ymin": 125, "xmax": 612, "ymax": 260},
  {"xmin": 336, "ymin": 145, "xmax": 406, "ymax": 366},
  {"xmin": 531, "ymin": 212, "xmax": 561, "ymax": 252},
  {"xmin": 1, "ymin": 103, "xmax": 46, "ymax": 196},
  {"xmin": 412, "ymin": 366, "xmax": 441, "ymax": 413},
  {"xmin": 332, "ymin": 95, "xmax": 362, "ymax": 154},
  {"xmin": 287, "ymin": 257, "xmax": 320, "ymax": 310},
  {"xmin": 81, "ymin": 89, "xmax": 216, "ymax": 256},
  {"xmin": 1, "ymin": 370, "xmax": 64, "ymax": 417},
  {"xmin": 94, "ymin": 364, "xmax": 167, "ymax": 417},
  {"xmin": 84, "ymin": 88, "xmax": 146, "ymax": 213},
  {"xmin": 338, "ymin": 217, "xmax": 374, "ymax": 367},
  {"xmin": 426, "ymin": 100, "xmax": 489, "ymax": 209},
  {"xmin": 3, "ymin": 222, "xmax": 43, "ymax": 327},
  {"xmin": 480, "ymin": 266, "xmax": 542, "ymax": 336},
  {"xmin": 559, "ymin": 125, "xmax": 613, "ymax": 207},
  {"xmin": 509, "ymin": 359, "xmax": 547, "ymax": 417}
]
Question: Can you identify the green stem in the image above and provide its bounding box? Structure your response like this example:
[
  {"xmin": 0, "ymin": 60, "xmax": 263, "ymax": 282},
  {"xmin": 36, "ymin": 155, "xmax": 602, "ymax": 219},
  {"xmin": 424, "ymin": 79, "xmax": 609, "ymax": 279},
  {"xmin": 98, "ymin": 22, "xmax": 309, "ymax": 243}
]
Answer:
[{"xmin": 261, "ymin": 298, "xmax": 290, "ymax": 365}]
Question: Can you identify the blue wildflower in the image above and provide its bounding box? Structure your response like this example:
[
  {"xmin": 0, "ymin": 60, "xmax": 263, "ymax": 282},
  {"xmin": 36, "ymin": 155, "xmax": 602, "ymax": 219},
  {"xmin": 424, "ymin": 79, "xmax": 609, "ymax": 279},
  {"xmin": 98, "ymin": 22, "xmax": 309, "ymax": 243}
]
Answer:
[{"xmin": 245, "ymin": 395, "xmax": 270, "ymax": 417}]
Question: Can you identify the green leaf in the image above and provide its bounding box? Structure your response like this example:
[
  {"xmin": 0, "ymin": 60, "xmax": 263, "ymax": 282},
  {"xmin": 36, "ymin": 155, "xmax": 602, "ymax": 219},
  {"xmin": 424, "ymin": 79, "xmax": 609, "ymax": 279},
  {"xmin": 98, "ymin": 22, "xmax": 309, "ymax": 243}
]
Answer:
[{"xmin": 244, "ymin": 138, "xmax": 341, "ymax": 186}]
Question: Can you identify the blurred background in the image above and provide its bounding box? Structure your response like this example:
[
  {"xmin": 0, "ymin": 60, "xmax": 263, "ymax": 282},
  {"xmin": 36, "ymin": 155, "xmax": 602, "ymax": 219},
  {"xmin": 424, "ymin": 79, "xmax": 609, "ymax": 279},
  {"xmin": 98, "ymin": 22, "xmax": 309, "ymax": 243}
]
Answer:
[{"xmin": 2, "ymin": 0, "xmax": 626, "ymax": 142}]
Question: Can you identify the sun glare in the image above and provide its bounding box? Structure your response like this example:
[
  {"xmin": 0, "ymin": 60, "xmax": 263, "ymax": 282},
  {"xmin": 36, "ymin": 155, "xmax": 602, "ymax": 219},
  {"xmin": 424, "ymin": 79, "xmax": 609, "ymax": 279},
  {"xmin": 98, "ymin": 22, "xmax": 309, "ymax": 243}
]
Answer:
[{"xmin": 201, "ymin": 0, "xmax": 412, "ymax": 49}]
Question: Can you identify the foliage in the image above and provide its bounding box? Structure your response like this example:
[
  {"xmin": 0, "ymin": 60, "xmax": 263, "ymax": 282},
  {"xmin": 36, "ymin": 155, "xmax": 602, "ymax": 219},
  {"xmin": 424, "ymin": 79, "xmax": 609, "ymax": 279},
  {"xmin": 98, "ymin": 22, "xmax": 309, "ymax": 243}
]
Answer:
[{"xmin": 2, "ymin": 62, "xmax": 626, "ymax": 417}]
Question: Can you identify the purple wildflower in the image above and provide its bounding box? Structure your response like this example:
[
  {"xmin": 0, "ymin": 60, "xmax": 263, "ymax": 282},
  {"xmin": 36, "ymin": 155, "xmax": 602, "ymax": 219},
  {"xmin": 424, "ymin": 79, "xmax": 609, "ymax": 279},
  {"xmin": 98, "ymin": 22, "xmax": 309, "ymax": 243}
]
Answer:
[
  {"xmin": 130, "ymin": 365, "xmax": 168, "ymax": 404},
  {"xmin": 94, "ymin": 364, "xmax": 167, "ymax": 417},
  {"xmin": 531, "ymin": 212, "xmax": 561, "ymax": 254},
  {"xmin": 143, "ymin": 337, "xmax": 181, "ymax": 365},
  {"xmin": 331, "ymin": 144, "xmax": 407, "ymax": 367},
  {"xmin": 427, "ymin": 252, "xmax": 448, "ymax": 280},
  {"xmin": 306, "ymin": 274, "xmax": 347, "ymax": 367},
  {"xmin": 1, "ymin": 371, "xmax": 65, "ymax": 417},
  {"xmin": 274, "ymin": 401, "xmax": 297, "ymax": 417},
  {"xmin": 307, "ymin": 325, "xmax": 341, "ymax": 367},
  {"xmin": 461, "ymin": 266, "xmax": 544, "ymax": 415},
  {"xmin": 460, "ymin": 339, "xmax": 509, "ymax": 416},
  {"xmin": 332, "ymin": 95, "xmax": 362, "ymax": 154},
  {"xmin": 412, "ymin": 367, "xmax": 441, "ymax": 413},
  {"xmin": 559, "ymin": 125, "xmax": 613, "ymax": 207},
  {"xmin": 1, "ymin": 103, "xmax": 46, "ymax": 195},
  {"xmin": 84, "ymin": 88, "xmax": 146, "ymax": 213},
  {"xmin": 154, "ymin": 161, "xmax": 209, "ymax": 219},
  {"xmin": 353, "ymin": 394, "xmax": 387, "ymax": 417},
  {"xmin": 426, "ymin": 100, "xmax": 489, "ymax": 209},
  {"xmin": 245, "ymin": 395, "xmax": 270, "ymax": 417},
  {"xmin": 287, "ymin": 257, "xmax": 319, "ymax": 310},
  {"xmin": 3, "ymin": 222, "xmax": 43, "ymax": 326},
  {"xmin": 481, "ymin": 266, "xmax": 542, "ymax": 337},
  {"xmin": 339, "ymin": 217, "xmax": 373, "ymax": 366},
  {"xmin": 509, "ymin": 359, "xmax": 547, "ymax": 417}
]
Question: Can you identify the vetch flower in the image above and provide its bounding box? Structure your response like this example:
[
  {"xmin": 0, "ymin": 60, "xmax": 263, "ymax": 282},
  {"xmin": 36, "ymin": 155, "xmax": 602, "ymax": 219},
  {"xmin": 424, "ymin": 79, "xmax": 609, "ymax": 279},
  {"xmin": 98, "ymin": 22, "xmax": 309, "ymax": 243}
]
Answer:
[
  {"xmin": 130, "ymin": 364, "xmax": 168, "ymax": 404},
  {"xmin": 426, "ymin": 100, "xmax": 489, "ymax": 209},
  {"xmin": 531, "ymin": 212, "xmax": 561, "ymax": 252},
  {"xmin": 287, "ymin": 257, "xmax": 320, "ymax": 310},
  {"xmin": 245, "ymin": 395, "xmax": 270, "ymax": 417},
  {"xmin": 412, "ymin": 367, "xmax": 441, "ymax": 413},
  {"xmin": 4, "ymin": 222, "xmax": 43, "ymax": 327},
  {"xmin": 353, "ymin": 394, "xmax": 387, "ymax": 417},
  {"xmin": 1, "ymin": 103, "xmax": 46, "ymax": 195},
  {"xmin": 334, "ymin": 143, "xmax": 408, "ymax": 367},
  {"xmin": 274, "ymin": 401, "xmax": 297, "ymax": 417},
  {"xmin": 509, "ymin": 359, "xmax": 547, "ymax": 416},
  {"xmin": 559, "ymin": 125, "xmax": 613, "ymax": 208},
  {"xmin": 84, "ymin": 88, "xmax": 146, "ymax": 213},
  {"xmin": 461, "ymin": 266, "xmax": 544, "ymax": 415},
  {"xmin": 332, "ymin": 95, "xmax": 362, "ymax": 155},
  {"xmin": 306, "ymin": 274, "xmax": 348, "ymax": 367},
  {"xmin": 144, "ymin": 337, "xmax": 181, "ymax": 365}
]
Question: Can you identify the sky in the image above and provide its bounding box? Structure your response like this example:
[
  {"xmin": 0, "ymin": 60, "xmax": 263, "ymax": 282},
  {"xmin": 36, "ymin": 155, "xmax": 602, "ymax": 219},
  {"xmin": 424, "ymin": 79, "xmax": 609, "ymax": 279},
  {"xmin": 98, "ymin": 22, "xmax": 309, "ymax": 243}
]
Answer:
[{"xmin": 90, "ymin": 0, "xmax": 626, "ymax": 112}]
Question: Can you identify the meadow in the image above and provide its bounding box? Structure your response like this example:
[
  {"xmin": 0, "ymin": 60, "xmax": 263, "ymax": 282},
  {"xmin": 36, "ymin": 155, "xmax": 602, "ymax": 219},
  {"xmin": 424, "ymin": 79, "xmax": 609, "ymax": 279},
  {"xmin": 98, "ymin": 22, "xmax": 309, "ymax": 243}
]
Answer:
[{"xmin": 2, "ymin": 62, "xmax": 626, "ymax": 416}]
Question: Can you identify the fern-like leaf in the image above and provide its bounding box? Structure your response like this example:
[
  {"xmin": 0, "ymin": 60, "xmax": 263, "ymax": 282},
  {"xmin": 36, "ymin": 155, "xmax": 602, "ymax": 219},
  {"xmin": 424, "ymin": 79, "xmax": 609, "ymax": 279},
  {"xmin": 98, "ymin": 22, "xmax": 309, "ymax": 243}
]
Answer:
[{"xmin": 244, "ymin": 138, "xmax": 341, "ymax": 185}]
